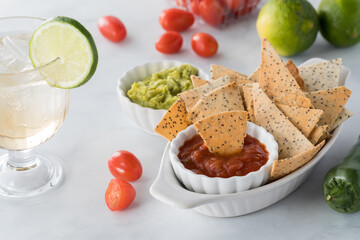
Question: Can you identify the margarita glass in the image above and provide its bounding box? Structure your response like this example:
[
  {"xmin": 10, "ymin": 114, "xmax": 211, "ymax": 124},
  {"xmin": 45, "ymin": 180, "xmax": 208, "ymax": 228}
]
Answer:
[{"xmin": 0, "ymin": 17, "xmax": 69, "ymax": 198}]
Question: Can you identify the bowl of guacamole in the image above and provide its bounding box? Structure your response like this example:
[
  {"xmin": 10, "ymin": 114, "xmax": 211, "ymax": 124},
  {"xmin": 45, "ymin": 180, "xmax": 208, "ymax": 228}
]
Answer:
[
  {"xmin": 127, "ymin": 64, "xmax": 197, "ymax": 110},
  {"xmin": 117, "ymin": 61, "xmax": 208, "ymax": 135}
]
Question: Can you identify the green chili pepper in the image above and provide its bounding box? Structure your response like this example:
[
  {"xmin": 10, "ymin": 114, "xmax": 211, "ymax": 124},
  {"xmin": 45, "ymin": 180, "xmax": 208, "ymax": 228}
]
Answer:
[{"xmin": 323, "ymin": 137, "xmax": 360, "ymax": 213}]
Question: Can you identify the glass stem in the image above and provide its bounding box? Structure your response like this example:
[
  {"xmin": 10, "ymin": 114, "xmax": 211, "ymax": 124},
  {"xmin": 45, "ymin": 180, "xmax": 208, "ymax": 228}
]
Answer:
[{"xmin": 7, "ymin": 149, "xmax": 36, "ymax": 170}]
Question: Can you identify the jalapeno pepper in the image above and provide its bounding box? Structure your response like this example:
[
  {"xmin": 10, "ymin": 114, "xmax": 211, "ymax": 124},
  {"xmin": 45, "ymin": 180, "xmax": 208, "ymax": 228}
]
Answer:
[{"xmin": 323, "ymin": 136, "xmax": 360, "ymax": 213}]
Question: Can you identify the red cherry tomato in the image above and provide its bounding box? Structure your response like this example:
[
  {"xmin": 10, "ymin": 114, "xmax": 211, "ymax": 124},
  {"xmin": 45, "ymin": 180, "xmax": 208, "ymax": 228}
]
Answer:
[
  {"xmin": 199, "ymin": 0, "xmax": 226, "ymax": 27},
  {"xmin": 224, "ymin": 0, "xmax": 244, "ymax": 11},
  {"xmin": 155, "ymin": 31, "xmax": 183, "ymax": 54},
  {"xmin": 108, "ymin": 150, "xmax": 142, "ymax": 182},
  {"xmin": 98, "ymin": 16, "xmax": 127, "ymax": 42},
  {"xmin": 159, "ymin": 8, "xmax": 195, "ymax": 32},
  {"xmin": 191, "ymin": 32, "xmax": 218, "ymax": 57},
  {"xmin": 190, "ymin": 0, "xmax": 202, "ymax": 16},
  {"xmin": 105, "ymin": 179, "xmax": 136, "ymax": 211}
]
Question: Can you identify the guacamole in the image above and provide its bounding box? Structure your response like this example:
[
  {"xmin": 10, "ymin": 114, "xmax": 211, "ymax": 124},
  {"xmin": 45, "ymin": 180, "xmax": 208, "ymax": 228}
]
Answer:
[{"xmin": 127, "ymin": 64, "xmax": 198, "ymax": 110}]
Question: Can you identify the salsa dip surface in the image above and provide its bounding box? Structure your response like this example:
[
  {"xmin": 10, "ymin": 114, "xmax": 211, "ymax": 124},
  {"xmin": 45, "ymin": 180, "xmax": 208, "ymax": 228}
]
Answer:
[{"xmin": 177, "ymin": 134, "xmax": 269, "ymax": 178}]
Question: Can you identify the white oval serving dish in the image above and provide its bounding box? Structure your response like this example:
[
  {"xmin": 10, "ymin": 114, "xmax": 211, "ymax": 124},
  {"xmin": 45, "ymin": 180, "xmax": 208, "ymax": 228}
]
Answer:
[
  {"xmin": 149, "ymin": 58, "xmax": 351, "ymax": 217},
  {"xmin": 169, "ymin": 123, "xmax": 278, "ymax": 194},
  {"xmin": 117, "ymin": 61, "xmax": 208, "ymax": 135}
]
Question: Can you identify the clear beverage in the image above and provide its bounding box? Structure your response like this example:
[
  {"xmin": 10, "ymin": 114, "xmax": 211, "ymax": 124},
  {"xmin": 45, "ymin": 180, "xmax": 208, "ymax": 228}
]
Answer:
[
  {"xmin": 0, "ymin": 17, "xmax": 69, "ymax": 198},
  {"xmin": 0, "ymin": 35, "xmax": 69, "ymax": 150}
]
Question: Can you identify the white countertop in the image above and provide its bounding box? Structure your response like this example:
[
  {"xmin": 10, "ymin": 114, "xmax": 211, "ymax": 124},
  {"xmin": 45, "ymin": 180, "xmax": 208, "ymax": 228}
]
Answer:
[{"xmin": 1, "ymin": 0, "xmax": 360, "ymax": 239}]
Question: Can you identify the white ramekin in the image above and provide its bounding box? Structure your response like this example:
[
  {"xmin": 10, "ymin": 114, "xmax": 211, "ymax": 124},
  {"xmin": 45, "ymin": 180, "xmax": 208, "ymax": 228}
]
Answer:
[
  {"xmin": 169, "ymin": 122, "xmax": 279, "ymax": 194},
  {"xmin": 117, "ymin": 61, "xmax": 208, "ymax": 135}
]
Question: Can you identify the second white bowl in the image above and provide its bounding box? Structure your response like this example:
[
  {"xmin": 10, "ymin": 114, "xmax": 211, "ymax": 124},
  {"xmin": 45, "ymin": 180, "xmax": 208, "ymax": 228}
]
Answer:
[{"xmin": 169, "ymin": 122, "xmax": 279, "ymax": 194}]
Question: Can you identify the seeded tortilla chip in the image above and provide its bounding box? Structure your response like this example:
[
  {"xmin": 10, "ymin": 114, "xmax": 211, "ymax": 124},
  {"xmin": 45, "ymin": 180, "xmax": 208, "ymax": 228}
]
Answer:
[
  {"xmin": 191, "ymin": 75, "xmax": 208, "ymax": 88},
  {"xmin": 248, "ymin": 67, "xmax": 259, "ymax": 82},
  {"xmin": 242, "ymin": 84, "xmax": 255, "ymax": 122},
  {"xmin": 194, "ymin": 111, "xmax": 248, "ymax": 155},
  {"xmin": 306, "ymin": 86, "xmax": 352, "ymax": 128},
  {"xmin": 272, "ymin": 92, "xmax": 312, "ymax": 108},
  {"xmin": 252, "ymin": 84, "xmax": 314, "ymax": 159},
  {"xmin": 308, "ymin": 125, "xmax": 330, "ymax": 145},
  {"xmin": 210, "ymin": 64, "xmax": 251, "ymax": 84},
  {"xmin": 269, "ymin": 140, "xmax": 325, "ymax": 181},
  {"xmin": 259, "ymin": 38, "xmax": 305, "ymax": 98},
  {"xmin": 178, "ymin": 76, "xmax": 233, "ymax": 111},
  {"xmin": 330, "ymin": 108, "xmax": 353, "ymax": 132},
  {"xmin": 286, "ymin": 59, "xmax": 305, "ymax": 91},
  {"xmin": 187, "ymin": 82, "xmax": 244, "ymax": 123},
  {"xmin": 276, "ymin": 104, "xmax": 323, "ymax": 137},
  {"xmin": 299, "ymin": 58, "xmax": 342, "ymax": 92},
  {"xmin": 155, "ymin": 99, "xmax": 190, "ymax": 141}
]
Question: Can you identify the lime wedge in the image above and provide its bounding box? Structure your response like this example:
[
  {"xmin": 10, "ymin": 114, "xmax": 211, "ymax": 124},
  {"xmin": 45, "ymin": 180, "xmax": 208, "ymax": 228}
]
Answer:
[{"xmin": 29, "ymin": 16, "xmax": 98, "ymax": 88}]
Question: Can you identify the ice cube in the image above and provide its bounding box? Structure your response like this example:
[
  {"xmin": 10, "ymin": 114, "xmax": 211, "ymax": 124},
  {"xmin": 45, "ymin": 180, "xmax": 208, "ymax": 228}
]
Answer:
[
  {"xmin": 0, "ymin": 35, "xmax": 33, "ymax": 73},
  {"xmin": 3, "ymin": 36, "xmax": 29, "ymax": 60}
]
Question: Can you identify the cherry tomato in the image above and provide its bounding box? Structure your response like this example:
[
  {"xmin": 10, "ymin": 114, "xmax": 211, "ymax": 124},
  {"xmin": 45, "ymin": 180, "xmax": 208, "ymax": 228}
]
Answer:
[
  {"xmin": 105, "ymin": 179, "xmax": 136, "ymax": 211},
  {"xmin": 159, "ymin": 8, "xmax": 195, "ymax": 32},
  {"xmin": 108, "ymin": 150, "xmax": 142, "ymax": 182},
  {"xmin": 155, "ymin": 31, "xmax": 183, "ymax": 54},
  {"xmin": 98, "ymin": 16, "xmax": 127, "ymax": 42},
  {"xmin": 191, "ymin": 32, "xmax": 218, "ymax": 57},
  {"xmin": 190, "ymin": 0, "xmax": 202, "ymax": 16},
  {"xmin": 199, "ymin": 0, "xmax": 226, "ymax": 27},
  {"xmin": 224, "ymin": 0, "xmax": 244, "ymax": 11}
]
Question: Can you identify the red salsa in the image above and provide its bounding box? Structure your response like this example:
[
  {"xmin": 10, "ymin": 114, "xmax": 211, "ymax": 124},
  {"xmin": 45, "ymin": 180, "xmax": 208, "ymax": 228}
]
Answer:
[{"xmin": 177, "ymin": 134, "xmax": 269, "ymax": 178}]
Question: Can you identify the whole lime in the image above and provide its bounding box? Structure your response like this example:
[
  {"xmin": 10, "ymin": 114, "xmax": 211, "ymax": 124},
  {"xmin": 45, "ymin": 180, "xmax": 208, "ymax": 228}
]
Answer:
[
  {"xmin": 256, "ymin": 0, "xmax": 319, "ymax": 56},
  {"xmin": 318, "ymin": 0, "xmax": 360, "ymax": 47}
]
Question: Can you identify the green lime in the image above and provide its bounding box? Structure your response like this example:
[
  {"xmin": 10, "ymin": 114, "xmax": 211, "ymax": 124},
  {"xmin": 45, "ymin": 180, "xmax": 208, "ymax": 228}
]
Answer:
[
  {"xmin": 256, "ymin": 0, "xmax": 319, "ymax": 56},
  {"xmin": 318, "ymin": 0, "xmax": 360, "ymax": 47},
  {"xmin": 29, "ymin": 16, "xmax": 98, "ymax": 89}
]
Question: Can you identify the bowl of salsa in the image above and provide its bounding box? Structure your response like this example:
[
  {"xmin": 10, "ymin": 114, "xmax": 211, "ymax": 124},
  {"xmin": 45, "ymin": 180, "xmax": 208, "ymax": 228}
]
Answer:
[{"xmin": 169, "ymin": 122, "xmax": 278, "ymax": 194}]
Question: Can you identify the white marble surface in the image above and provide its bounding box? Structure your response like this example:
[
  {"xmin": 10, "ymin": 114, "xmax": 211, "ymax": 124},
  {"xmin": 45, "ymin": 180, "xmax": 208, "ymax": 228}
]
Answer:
[{"xmin": 1, "ymin": 0, "xmax": 360, "ymax": 239}]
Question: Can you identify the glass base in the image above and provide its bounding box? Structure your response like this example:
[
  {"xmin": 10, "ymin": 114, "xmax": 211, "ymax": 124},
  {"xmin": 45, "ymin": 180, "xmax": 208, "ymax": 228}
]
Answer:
[{"xmin": 0, "ymin": 152, "xmax": 63, "ymax": 198}]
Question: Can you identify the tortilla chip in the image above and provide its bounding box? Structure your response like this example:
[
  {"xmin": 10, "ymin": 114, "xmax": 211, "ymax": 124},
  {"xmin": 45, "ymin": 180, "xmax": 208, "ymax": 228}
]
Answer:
[
  {"xmin": 210, "ymin": 64, "xmax": 251, "ymax": 84},
  {"xmin": 248, "ymin": 67, "xmax": 259, "ymax": 82},
  {"xmin": 286, "ymin": 59, "xmax": 305, "ymax": 91},
  {"xmin": 242, "ymin": 84, "xmax": 255, "ymax": 122},
  {"xmin": 155, "ymin": 99, "xmax": 190, "ymax": 141},
  {"xmin": 194, "ymin": 111, "xmax": 248, "ymax": 155},
  {"xmin": 191, "ymin": 75, "xmax": 208, "ymax": 88},
  {"xmin": 306, "ymin": 86, "xmax": 352, "ymax": 128},
  {"xmin": 252, "ymin": 83, "xmax": 314, "ymax": 159},
  {"xmin": 269, "ymin": 140, "xmax": 325, "ymax": 181},
  {"xmin": 330, "ymin": 108, "xmax": 353, "ymax": 132},
  {"xmin": 259, "ymin": 38, "xmax": 305, "ymax": 98},
  {"xmin": 187, "ymin": 82, "xmax": 244, "ymax": 123},
  {"xmin": 299, "ymin": 58, "xmax": 342, "ymax": 92},
  {"xmin": 276, "ymin": 104, "xmax": 323, "ymax": 137},
  {"xmin": 178, "ymin": 76, "xmax": 233, "ymax": 111},
  {"xmin": 272, "ymin": 92, "xmax": 312, "ymax": 108},
  {"xmin": 308, "ymin": 125, "xmax": 330, "ymax": 145}
]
